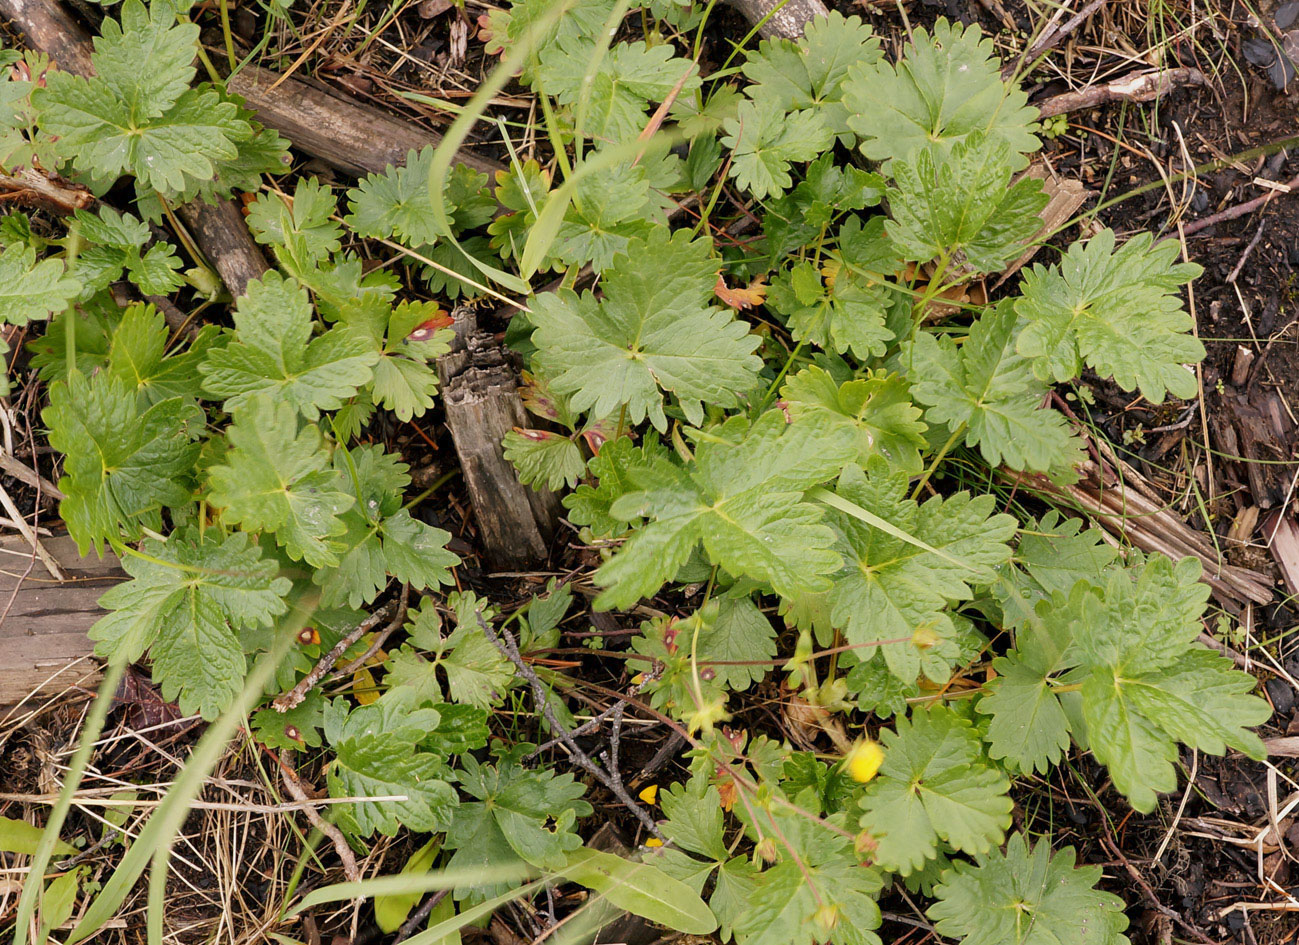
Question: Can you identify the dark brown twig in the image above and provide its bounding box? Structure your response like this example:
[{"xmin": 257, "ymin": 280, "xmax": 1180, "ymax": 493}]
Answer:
[
  {"xmin": 1178, "ymin": 174, "xmax": 1299, "ymax": 238},
  {"xmin": 393, "ymin": 890, "xmax": 450, "ymax": 944},
  {"xmin": 274, "ymin": 601, "xmax": 398, "ymax": 712},
  {"xmin": 475, "ymin": 611, "xmax": 662, "ymax": 838}
]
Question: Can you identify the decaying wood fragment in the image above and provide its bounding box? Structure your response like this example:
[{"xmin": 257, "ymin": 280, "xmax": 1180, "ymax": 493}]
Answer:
[
  {"xmin": 725, "ymin": 0, "xmax": 827, "ymax": 39},
  {"xmin": 1036, "ymin": 67, "xmax": 1207, "ymax": 118},
  {"xmin": 0, "ymin": 534, "xmax": 122, "ymax": 705},
  {"xmin": 993, "ymin": 167, "xmax": 1089, "ymax": 288},
  {"xmin": 436, "ymin": 309, "xmax": 560, "ymax": 569},
  {"xmin": 226, "ymin": 65, "xmax": 503, "ymax": 178},
  {"xmin": 0, "ymin": 165, "xmax": 93, "ymax": 214}
]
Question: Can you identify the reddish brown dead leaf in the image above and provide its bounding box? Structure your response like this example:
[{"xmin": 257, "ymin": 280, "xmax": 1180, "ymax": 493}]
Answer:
[{"xmin": 714, "ymin": 273, "xmax": 768, "ymax": 310}]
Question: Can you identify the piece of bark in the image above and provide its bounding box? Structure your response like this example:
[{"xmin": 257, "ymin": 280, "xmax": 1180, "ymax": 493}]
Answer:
[
  {"xmin": 175, "ymin": 198, "xmax": 269, "ymax": 299},
  {"xmin": 0, "ymin": 0, "xmax": 269, "ymax": 299},
  {"xmin": 0, "ymin": 164, "xmax": 93, "ymax": 214},
  {"xmin": 226, "ymin": 65, "xmax": 503, "ymax": 179},
  {"xmin": 725, "ymin": 0, "xmax": 827, "ymax": 39},
  {"xmin": 436, "ymin": 309, "xmax": 560, "ymax": 569},
  {"xmin": 0, "ymin": 534, "xmax": 122, "ymax": 705},
  {"xmin": 1263, "ymin": 510, "xmax": 1299, "ymax": 600},
  {"xmin": 1036, "ymin": 67, "xmax": 1207, "ymax": 118},
  {"xmin": 993, "ymin": 167, "xmax": 1089, "ymax": 288}
]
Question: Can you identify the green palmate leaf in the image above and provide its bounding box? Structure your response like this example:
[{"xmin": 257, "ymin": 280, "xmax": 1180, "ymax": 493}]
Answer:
[
  {"xmin": 89, "ymin": 529, "xmax": 290, "ymax": 718},
  {"xmin": 313, "ymin": 444, "xmax": 458, "ymax": 608},
  {"xmin": 781, "ymin": 365, "xmax": 928, "ymax": 475},
  {"xmin": 200, "ymin": 271, "xmax": 378, "ymax": 419},
  {"xmin": 207, "ymin": 393, "xmax": 354, "ymax": 568},
  {"xmin": 530, "ymin": 229, "xmax": 762, "ymax": 430},
  {"xmin": 731, "ymin": 832, "xmax": 883, "ymax": 945},
  {"xmin": 45, "ymin": 371, "xmax": 203, "ymax": 553},
  {"xmin": 247, "ymin": 177, "xmax": 343, "ymax": 261},
  {"xmin": 1014, "ymin": 229, "xmax": 1204, "ymax": 402},
  {"xmin": 337, "ymin": 299, "xmax": 453, "ymax": 423},
  {"xmin": 346, "ymin": 147, "xmax": 448, "ymax": 247},
  {"xmin": 535, "ymin": 36, "xmax": 700, "ymax": 144},
  {"xmin": 825, "ymin": 458, "xmax": 1015, "ymax": 682},
  {"xmin": 73, "ymin": 207, "xmax": 184, "ymax": 297},
  {"xmin": 979, "ymin": 556, "xmax": 1271, "ymax": 809},
  {"xmin": 929, "ymin": 833, "xmax": 1131, "ymax": 945},
  {"xmin": 886, "ymin": 133, "xmax": 1046, "ymax": 273},
  {"xmin": 503, "ymin": 429, "xmax": 586, "ymax": 491},
  {"xmin": 758, "ymin": 156, "xmax": 885, "ymax": 262},
  {"xmin": 324, "ymin": 696, "xmax": 458, "ymax": 836},
  {"xmin": 844, "ymin": 17, "xmax": 1040, "ymax": 170},
  {"xmin": 859, "ymin": 705, "xmax": 1012, "ymax": 875},
  {"xmin": 741, "ymin": 11, "xmax": 881, "ymax": 140},
  {"xmin": 906, "ymin": 303, "xmax": 1082, "ymax": 474},
  {"xmin": 446, "ymin": 742, "xmax": 592, "ymax": 884},
  {"xmin": 594, "ymin": 408, "xmax": 858, "ymax": 609},
  {"xmin": 721, "ymin": 97, "xmax": 833, "ymax": 199},
  {"xmin": 552, "ymin": 161, "xmax": 666, "ymax": 273},
  {"xmin": 105, "ymin": 303, "xmax": 215, "ymax": 405},
  {"xmin": 37, "ymin": 71, "xmax": 251, "ymax": 194},
  {"xmin": 0, "ymin": 243, "xmax": 79, "ymax": 325}
]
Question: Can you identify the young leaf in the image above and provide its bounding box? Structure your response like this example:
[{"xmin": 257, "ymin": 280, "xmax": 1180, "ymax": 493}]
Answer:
[
  {"xmin": 446, "ymin": 743, "xmax": 593, "ymax": 876},
  {"xmin": 1014, "ymin": 229, "xmax": 1204, "ymax": 402},
  {"xmin": 247, "ymin": 178, "xmax": 343, "ymax": 261},
  {"xmin": 766, "ymin": 249, "xmax": 892, "ymax": 361},
  {"xmin": 200, "ymin": 271, "xmax": 378, "ymax": 419},
  {"xmin": 562, "ymin": 435, "xmax": 666, "ymax": 537},
  {"xmin": 906, "ymin": 303, "xmax": 1082, "ymax": 474},
  {"xmin": 721, "ymin": 97, "xmax": 832, "ymax": 199},
  {"xmin": 825, "ymin": 458, "xmax": 1015, "ymax": 682},
  {"xmin": 859, "ymin": 705, "xmax": 1012, "ymax": 875},
  {"xmin": 207, "ymin": 393, "xmax": 354, "ymax": 567},
  {"xmin": 503, "ymin": 428, "xmax": 586, "ymax": 491},
  {"xmin": 89, "ymin": 529, "xmax": 291, "ymax": 719},
  {"xmin": 346, "ymin": 147, "xmax": 448, "ymax": 247},
  {"xmin": 313, "ymin": 444, "xmax": 458, "ymax": 608},
  {"xmin": 928, "ymin": 833, "xmax": 1131, "ymax": 945},
  {"xmin": 741, "ymin": 11, "xmax": 881, "ymax": 140},
  {"xmin": 0, "ymin": 243, "xmax": 79, "ymax": 325},
  {"xmin": 844, "ymin": 18, "xmax": 1040, "ymax": 170},
  {"xmin": 530, "ymin": 229, "xmax": 762, "ymax": 430},
  {"xmin": 781, "ymin": 365, "xmax": 928, "ymax": 475},
  {"xmin": 886, "ymin": 133, "xmax": 1047, "ymax": 273},
  {"xmin": 383, "ymin": 598, "xmax": 513, "ymax": 711},
  {"xmin": 535, "ymin": 36, "xmax": 700, "ymax": 144},
  {"xmin": 44, "ymin": 371, "xmax": 203, "ymax": 553},
  {"xmin": 324, "ymin": 697, "xmax": 458, "ymax": 836}
]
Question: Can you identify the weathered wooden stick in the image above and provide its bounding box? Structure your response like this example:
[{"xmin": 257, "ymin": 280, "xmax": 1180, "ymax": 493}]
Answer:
[
  {"xmin": 725, "ymin": 0, "xmax": 827, "ymax": 39},
  {"xmin": 1036, "ymin": 67, "xmax": 1207, "ymax": 118},
  {"xmin": 436, "ymin": 309, "xmax": 560, "ymax": 569},
  {"xmin": 0, "ymin": 534, "xmax": 122, "ymax": 705},
  {"xmin": 0, "ymin": 0, "xmax": 270, "ymax": 298},
  {"xmin": 226, "ymin": 65, "xmax": 502, "ymax": 178}
]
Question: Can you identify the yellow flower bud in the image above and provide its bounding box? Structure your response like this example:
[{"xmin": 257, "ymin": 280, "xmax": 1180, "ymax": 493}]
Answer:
[{"xmin": 844, "ymin": 738, "xmax": 884, "ymax": 783}]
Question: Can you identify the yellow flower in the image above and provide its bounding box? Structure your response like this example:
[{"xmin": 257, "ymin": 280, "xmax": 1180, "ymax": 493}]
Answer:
[
  {"xmin": 643, "ymin": 837, "xmax": 663, "ymax": 848},
  {"xmin": 638, "ymin": 784, "xmax": 659, "ymax": 805},
  {"xmin": 844, "ymin": 738, "xmax": 884, "ymax": 783}
]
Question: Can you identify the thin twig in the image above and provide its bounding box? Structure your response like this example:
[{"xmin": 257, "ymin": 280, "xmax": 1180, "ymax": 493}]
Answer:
[
  {"xmin": 394, "ymin": 889, "xmax": 449, "ymax": 944},
  {"xmin": 1178, "ymin": 173, "xmax": 1299, "ymax": 237},
  {"xmin": 1005, "ymin": 0, "xmax": 1107, "ymax": 78},
  {"xmin": 334, "ymin": 584, "xmax": 410, "ymax": 678},
  {"xmin": 278, "ymin": 749, "xmax": 360, "ymax": 883},
  {"xmin": 475, "ymin": 611, "xmax": 663, "ymax": 839},
  {"xmin": 273, "ymin": 601, "xmax": 397, "ymax": 712}
]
